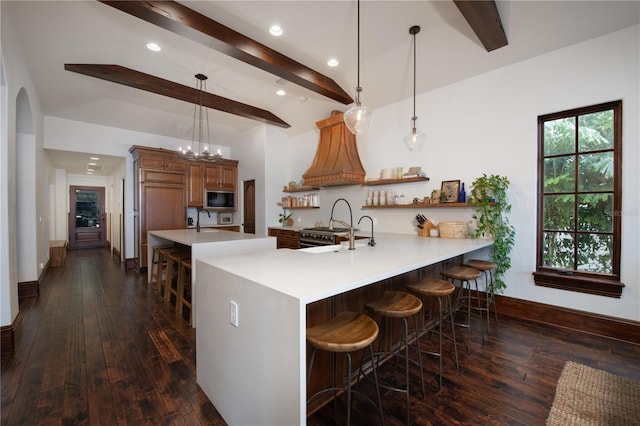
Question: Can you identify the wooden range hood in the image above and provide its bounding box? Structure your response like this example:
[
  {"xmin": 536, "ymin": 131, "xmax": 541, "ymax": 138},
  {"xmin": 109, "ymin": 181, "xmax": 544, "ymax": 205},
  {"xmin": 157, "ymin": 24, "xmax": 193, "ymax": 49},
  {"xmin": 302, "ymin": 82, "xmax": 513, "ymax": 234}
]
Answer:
[{"xmin": 302, "ymin": 111, "xmax": 366, "ymax": 187}]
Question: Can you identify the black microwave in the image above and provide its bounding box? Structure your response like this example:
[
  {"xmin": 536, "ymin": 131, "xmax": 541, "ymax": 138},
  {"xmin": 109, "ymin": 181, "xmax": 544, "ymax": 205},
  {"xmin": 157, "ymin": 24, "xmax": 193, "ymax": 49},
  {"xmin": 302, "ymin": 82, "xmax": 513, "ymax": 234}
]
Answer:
[{"xmin": 205, "ymin": 190, "xmax": 235, "ymax": 210}]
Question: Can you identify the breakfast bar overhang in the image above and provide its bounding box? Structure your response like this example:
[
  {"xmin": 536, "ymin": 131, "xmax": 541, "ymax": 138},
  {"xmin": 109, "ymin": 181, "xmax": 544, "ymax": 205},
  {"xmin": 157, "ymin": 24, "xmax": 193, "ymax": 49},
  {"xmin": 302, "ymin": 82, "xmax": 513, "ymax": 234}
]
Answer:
[{"xmin": 195, "ymin": 233, "xmax": 493, "ymax": 425}]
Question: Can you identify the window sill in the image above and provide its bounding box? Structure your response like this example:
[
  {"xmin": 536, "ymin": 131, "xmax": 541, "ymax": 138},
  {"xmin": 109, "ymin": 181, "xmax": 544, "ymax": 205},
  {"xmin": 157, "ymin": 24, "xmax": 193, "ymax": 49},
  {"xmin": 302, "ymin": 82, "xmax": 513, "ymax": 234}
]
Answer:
[{"xmin": 533, "ymin": 271, "xmax": 624, "ymax": 298}]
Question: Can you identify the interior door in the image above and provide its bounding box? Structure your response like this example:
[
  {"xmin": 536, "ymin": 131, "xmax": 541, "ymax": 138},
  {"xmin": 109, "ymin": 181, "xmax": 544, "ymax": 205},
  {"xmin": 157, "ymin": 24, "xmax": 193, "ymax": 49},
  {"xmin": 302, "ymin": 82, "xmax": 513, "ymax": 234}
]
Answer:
[
  {"xmin": 243, "ymin": 180, "xmax": 256, "ymax": 234},
  {"xmin": 69, "ymin": 186, "xmax": 106, "ymax": 249}
]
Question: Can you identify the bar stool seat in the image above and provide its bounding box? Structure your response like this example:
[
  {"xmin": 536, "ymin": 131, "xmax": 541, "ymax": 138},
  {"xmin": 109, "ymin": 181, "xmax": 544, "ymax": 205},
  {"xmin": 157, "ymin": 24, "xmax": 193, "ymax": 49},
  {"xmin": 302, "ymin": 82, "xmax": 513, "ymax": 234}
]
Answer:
[
  {"xmin": 164, "ymin": 252, "xmax": 191, "ymax": 305},
  {"xmin": 463, "ymin": 259, "xmax": 499, "ymax": 330},
  {"xmin": 177, "ymin": 258, "xmax": 193, "ymax": 325},
  {"xmin": 441, "ymin": 266, "xmax": 484, "ymax": 353},
  {"xmin": 407, "ymin": 277, "xmax": 459, "ymax": 389},
  {"xmin": 149, "ymin": 246, "xmax": 174, "ymax": 292},
  {"xmin": 365, "ymin": 291, "xmax": 424, "ymax": 425},
  {"xmin": 307, "ymin": 311, "xmax": 384, "ymax": 426}
]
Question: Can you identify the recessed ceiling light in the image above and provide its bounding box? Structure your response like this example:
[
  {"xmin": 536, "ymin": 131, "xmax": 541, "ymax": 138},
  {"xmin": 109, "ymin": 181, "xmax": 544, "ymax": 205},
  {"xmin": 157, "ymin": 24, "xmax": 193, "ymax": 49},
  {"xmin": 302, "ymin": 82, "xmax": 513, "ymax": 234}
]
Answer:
[
  {"xmin": 88, "ymin": 162, "xmax": 97, "ymax": 166},
  {"xmin": 89, "ymin": 157, "xmax": 100, "ymax": 161},
  {"xmin": 146, "ymin": 42, "xmax": 161, "ymax": 52},
  {"xmin": 269, "ymin": 25, "xmax": 283, "ymax": 37},
  {"xmin": 327, "ymin": 58, "xmax": 339, "ymax": 67}
]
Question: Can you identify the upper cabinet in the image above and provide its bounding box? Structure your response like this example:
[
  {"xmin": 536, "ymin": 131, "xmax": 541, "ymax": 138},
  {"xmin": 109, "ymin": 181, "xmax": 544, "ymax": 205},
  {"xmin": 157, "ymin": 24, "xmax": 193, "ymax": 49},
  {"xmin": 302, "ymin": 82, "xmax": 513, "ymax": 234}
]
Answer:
[
  {"xmin": 138, "ymin": 151, "xmax": 187, "ymax": 173},
  {"xmin": 187, "ymin": 163, "xmax": 204, "ymax": 207},
  {"xmin": 205, "ymin": 161, "xmax": 238, "ymax": 190}
]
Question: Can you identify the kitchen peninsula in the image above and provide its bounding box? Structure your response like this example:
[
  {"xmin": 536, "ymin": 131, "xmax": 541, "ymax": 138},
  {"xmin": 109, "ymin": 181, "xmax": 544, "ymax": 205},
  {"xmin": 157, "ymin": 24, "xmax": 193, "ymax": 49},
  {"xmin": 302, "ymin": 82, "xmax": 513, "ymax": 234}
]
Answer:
[
  {"xmin": 147, "ymin": 229, "xmax": 276, "ymax": 324},
  {"xmin": 195, "ymin": 233, "xmax": 493, "ymax": 425}
]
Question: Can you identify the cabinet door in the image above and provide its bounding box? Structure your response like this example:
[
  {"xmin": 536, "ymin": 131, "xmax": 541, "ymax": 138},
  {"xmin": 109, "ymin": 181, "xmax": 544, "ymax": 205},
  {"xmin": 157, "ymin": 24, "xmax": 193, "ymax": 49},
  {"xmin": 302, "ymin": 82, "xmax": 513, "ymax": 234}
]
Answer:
[
  {"xmin": 140, "ymin": 184, "xmax": 186, "ymax": 268},
  {"xmin": 139, "ymin": 155, "xmax": 165, "ymax": 170},
  {"xmin": 219, "ymin": 165, "xmax": 237, "ymax": 190},
  {"xmin": 187, "ymin": 163, "xmax": 204, "ymax": 207},
  {"xmin": 204, "ymin": 165, "xmax": 221, "ymax": 188},
  {"xmin": 165, "ymin": 158, "xmax": 187, "ymax": 173}
]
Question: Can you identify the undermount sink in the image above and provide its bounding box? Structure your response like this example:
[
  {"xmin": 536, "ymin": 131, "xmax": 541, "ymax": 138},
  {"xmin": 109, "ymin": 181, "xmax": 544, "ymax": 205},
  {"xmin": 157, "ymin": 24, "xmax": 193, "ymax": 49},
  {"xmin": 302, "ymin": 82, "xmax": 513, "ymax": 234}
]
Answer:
[{"xmin": 299, "ymin": 240, "xmax": 370, "ymax": 253}]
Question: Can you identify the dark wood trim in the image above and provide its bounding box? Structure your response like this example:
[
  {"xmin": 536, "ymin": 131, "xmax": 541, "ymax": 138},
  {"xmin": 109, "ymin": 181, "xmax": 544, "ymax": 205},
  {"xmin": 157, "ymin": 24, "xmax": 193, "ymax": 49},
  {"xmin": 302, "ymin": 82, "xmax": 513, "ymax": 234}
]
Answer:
[
  {"xmin": 1, "ymin": 312, "xmax": 20, "ymax": 357},
  {"xmin": 496, "ymin": 294, "xmax": 640, "ymax": 346},
  {"xmin": 65, "ymin": 64, "xmax": 289, "ymax": 128},
  {"xmin": 99, "ymin": 1, "xmax": 352, "ymax": 106},
  {"xmin": 533, "ymin": 271, "xmax": 624, "ymax": 298},
  {"xmin": 453, "ymin": 1, "xmax": 508, "ymax": 51},
  {"xmin": 125, "ymin": 257, "xmax": 138, "ymax": 271},
  {"xmin": 18, "ymin": 280, "xmax": 39, "ymax": 300}
]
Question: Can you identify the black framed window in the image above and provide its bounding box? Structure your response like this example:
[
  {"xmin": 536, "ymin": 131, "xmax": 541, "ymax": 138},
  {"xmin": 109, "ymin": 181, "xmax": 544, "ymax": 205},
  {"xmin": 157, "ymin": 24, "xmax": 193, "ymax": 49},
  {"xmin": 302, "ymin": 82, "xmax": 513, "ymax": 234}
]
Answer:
[{"xmin": 533, "ymin": 100, "xmax": 624, "ymax": 297}]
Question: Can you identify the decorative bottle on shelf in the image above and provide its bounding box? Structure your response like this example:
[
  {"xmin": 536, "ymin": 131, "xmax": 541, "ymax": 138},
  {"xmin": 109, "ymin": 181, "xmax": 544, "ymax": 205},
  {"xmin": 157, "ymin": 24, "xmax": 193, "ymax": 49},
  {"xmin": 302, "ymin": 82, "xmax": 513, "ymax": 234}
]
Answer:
[{"xmin": 459, "ymin": 183, "xmax": 466, "ymax": 203}]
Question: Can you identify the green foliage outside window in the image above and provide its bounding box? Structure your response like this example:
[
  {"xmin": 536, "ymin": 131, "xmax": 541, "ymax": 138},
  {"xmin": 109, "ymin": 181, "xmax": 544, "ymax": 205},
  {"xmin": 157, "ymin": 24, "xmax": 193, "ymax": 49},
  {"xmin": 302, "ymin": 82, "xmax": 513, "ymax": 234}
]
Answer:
[{"xmin": 541, "ymin": 109, "xmax": 615, "ymax": 274}]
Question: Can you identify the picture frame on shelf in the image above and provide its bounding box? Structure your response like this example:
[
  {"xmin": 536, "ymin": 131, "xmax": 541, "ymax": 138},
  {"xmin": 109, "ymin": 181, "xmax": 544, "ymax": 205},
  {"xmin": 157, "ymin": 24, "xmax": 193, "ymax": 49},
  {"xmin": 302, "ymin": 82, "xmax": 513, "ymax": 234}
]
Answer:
[{"xmin": 441, "ymin": 180, "xmax": 461, "ymax": 203}]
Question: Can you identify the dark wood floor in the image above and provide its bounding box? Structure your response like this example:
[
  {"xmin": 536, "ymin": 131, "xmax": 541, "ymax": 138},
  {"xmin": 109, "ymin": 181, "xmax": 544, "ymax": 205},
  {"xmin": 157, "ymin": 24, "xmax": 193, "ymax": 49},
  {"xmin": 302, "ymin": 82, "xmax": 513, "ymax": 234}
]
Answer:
[{"xmin": 2, "ymin": 248, "xmax": 640, "ymax": 425}]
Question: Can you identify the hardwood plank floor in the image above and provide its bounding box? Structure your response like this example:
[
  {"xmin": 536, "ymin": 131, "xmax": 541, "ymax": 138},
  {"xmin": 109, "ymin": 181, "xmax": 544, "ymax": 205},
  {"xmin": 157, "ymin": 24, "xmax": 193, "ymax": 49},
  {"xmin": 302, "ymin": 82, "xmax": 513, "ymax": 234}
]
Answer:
[{"xmin": 2, "ymin": 248, "xmax": 640, "ymax": 425}]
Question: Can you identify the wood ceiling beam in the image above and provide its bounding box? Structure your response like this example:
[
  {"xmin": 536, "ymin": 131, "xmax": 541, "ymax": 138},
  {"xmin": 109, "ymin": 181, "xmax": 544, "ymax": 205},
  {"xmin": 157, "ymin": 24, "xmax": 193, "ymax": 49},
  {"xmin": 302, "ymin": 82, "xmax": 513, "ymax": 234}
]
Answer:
[
  {"xmin": 64, "ymin": 64, "xmax": 290, "ymax": 128},
  {"xmin": 453, "ymin": 1, "xmax": 508, "ymax": 52},
  {"xmin": 99, "ymin": 1, "xmax": 354, "ymax": 105}
]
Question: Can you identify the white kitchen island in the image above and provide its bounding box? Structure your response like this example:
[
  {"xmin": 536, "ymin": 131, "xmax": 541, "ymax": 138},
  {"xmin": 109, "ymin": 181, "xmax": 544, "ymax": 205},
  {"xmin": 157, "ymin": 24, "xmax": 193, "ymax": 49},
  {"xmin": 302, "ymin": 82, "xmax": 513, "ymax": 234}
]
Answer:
[
  {"xmin": 147, "ymin": 228, "xmax": 276, "ymax": 325},
  {"xmin": 195, "ymin": 233, "xmax": 493, "ymax": 426}
]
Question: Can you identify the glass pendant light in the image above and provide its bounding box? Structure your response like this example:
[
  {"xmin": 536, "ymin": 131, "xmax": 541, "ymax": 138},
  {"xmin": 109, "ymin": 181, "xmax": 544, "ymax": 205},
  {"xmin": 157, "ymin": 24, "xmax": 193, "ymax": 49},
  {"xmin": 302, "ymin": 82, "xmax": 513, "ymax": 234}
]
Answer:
[
  {"xmin": 344, "ymin": 0, "xmax": 372, "ymax": 135},
  {"xmin": 404, "ymin": 25, "xmax": 426, "ymax": 152}
]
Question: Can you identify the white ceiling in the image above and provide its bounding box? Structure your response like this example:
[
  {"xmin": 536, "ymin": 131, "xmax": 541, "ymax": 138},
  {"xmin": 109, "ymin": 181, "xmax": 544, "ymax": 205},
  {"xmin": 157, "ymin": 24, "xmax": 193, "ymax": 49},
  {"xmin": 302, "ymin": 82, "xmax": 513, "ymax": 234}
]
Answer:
[{"xmin": 5, "ymin": 1, "xmax": 639, "ymax": 175}]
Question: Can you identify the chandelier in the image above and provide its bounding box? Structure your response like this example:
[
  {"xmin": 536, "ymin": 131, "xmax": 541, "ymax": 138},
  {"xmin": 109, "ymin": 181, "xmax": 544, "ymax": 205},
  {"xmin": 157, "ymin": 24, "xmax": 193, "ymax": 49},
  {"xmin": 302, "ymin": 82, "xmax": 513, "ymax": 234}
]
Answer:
[{"xmin": 179, "ymin": 73, "xmax": 223, "ymax": 162}]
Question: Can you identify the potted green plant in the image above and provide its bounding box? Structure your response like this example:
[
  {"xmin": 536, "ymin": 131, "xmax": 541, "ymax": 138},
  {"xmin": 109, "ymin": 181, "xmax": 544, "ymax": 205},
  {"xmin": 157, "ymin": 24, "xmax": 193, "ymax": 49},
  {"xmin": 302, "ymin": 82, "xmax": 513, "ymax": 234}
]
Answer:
[
  {"xmin": 278, "ymin": 211, "xmax": 293, "ymax": 227},
  {"xmin": 467, "ymin": 174, "xmax": 516, "ymax": 295}
]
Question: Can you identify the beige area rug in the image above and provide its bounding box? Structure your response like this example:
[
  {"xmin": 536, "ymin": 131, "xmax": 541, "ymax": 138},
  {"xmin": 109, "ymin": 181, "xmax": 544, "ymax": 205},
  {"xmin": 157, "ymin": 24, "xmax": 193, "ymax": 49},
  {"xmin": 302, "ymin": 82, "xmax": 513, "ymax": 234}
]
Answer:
[{"xmin": 546, "ymin": 361, "xmax": 640, "ymax": 425}]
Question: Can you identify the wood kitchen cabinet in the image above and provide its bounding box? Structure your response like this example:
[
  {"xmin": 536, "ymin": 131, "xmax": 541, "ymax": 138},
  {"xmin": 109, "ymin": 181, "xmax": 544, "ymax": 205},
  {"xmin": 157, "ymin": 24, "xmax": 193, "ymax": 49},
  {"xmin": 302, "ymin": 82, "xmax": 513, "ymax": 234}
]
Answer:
[
  {"xmin": 130, "ymin": 146, "xmax": 188, "ymax": 271},
  {"xmin": 268, "ymin": 227, "xmax": 300, "ymax": 249},
  {"xmin": 205, "ymin": 161, "xmax": 238, "ymax": 190},
  {"xmin": 187, "ymin": 163, "xmax": 204, "ymax": 207}
]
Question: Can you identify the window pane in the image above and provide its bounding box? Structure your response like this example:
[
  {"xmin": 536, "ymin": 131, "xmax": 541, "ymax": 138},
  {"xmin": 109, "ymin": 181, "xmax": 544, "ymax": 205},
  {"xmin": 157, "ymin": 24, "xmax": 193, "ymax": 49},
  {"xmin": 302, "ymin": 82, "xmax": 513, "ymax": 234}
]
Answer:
[
  {"xmin": 578, "ymin": 110, "xmax": 614, "ymax": 152},
  {"xmin": 577, "ymin": 233, "xmax": 613, "ymax": 273},
  {"xmin": 543, "ymin": 231, "xmax": 575, "ymax": 269},
  {"xmin": 578, "ymin": 193, "xmax": 613, "ymax": 232},
  {"xmin": 75, "ymin": 190, "xmax": 100, "ymax": 228},
  {"xmin": 578, "ymin": 152, "xmax": 614, "ymax": 192},
  {"xmin": 544, "ymin": 117, "xmax": 575, "ymax": 156},
  {"xmin": 544, "ymin": 156, "xmax": 575, "ymax": 193},
  {"xmin": 544, "ymin": 194, "xmax": 574, "ymax": 230}
]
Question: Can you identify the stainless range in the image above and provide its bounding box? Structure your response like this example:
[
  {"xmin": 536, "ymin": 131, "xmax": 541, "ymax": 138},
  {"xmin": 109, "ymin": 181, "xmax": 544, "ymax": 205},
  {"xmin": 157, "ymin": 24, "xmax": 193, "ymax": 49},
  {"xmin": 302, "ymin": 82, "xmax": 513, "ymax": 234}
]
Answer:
[{"xmin": 299, "ymin": 227, "xmax": 350, "ymax": 248}]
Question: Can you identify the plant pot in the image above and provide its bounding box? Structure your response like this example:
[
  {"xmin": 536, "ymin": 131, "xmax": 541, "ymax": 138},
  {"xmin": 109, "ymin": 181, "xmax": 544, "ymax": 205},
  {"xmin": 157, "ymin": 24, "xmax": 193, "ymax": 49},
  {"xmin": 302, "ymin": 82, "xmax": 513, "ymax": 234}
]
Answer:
[{"xmin": 284, "ymin": 218, "xmax": 294, "ymax": 226}]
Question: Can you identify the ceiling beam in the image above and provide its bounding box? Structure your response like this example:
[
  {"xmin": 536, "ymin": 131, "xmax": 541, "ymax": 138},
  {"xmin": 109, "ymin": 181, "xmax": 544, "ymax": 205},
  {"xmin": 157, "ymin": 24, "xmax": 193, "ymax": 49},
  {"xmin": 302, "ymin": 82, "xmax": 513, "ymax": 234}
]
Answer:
[
  {"xmin": 453, "ymin": 1, "xmax": 508, "ymax": 52},
  {"xmin": 99, "ymin": 1, "xmax": 354, "ymax": 105},
  {"xmin": 64, "ymin": 64, "xmax": 290, "ymax": 128}
]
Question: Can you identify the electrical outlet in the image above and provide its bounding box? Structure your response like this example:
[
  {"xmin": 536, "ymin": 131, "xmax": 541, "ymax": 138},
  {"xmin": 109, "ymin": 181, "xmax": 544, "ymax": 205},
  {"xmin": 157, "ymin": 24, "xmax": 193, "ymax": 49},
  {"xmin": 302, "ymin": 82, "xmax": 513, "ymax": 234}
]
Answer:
[{"xmin": 229, "ymin": 301, "xmax": 239, "ymax": 327}]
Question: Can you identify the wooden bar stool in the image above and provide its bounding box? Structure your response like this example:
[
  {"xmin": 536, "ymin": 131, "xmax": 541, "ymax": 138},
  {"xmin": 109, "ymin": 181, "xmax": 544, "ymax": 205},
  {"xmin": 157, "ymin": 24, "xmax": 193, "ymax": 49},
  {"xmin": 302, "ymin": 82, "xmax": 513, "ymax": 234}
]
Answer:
[
  {"xmin": 365, "ymin": 291, "xmax": 424, "ymax": 426},
  {"xmin": 463, "ymin": 259, "xmax": 499, "ymax": 331},
  {"xmin": 441, "ymin": 265, "xmax": 484, "ymax": 353},
  {"xmin": 164, "ymin": 252, "xmax": 191, "ymax": 306},
  {"xmin": 407, "ymin": 277, "xmax": 459, "ymax": 389},
  {"xmin": 306, "ymin": 311, "xmax": 384, "ymax": 426},
  {"xmin": 149, "ymin": 246, "xmax": 173, "ymax": 291},
  {"xmin": 176, "ymin": 258, "xmax": 192, "ymax": 325}
]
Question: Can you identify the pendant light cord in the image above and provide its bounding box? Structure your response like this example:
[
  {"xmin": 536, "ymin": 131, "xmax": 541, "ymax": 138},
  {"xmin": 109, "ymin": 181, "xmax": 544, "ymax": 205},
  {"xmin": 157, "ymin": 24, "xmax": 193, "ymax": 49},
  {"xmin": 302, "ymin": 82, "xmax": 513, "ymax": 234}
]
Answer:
[
  {"xmin": 412, "ymin": 29, "xmax": 416, "ymax": 121},
  {"xmin": 357, "ymin": 0, "xmax": 360, "ymax": 89}
]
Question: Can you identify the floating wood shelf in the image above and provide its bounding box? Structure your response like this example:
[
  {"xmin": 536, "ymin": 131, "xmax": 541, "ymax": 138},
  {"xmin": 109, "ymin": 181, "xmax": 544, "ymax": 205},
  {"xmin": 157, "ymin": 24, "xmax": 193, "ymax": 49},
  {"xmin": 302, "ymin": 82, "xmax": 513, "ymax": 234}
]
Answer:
[
  {"xmin": 363, "ymin": 176, "xmax": 429, "ymax": 186},
  {"xmin": 283, "ymin": 206, "xmax": 320, "ymax": 210},
  {"xmin": 283, "ymin": 186, "xmax": 319, "ymax": 193},
  {"xmin": 361, "ymin": 202, "xmax": 496, "ymax": 209}
]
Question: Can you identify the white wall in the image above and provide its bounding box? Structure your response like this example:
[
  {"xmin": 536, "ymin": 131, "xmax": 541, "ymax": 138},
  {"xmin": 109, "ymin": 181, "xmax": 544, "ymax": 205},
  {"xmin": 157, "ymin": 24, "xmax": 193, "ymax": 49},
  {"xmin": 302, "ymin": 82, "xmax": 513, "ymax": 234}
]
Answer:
[
  {"xmin": 1, "ymin": 7, "xmax": 48, "ymax": 326},
  {"xmin": 284, "ymin": 26, "xmax": 640, "ymax": 321}
]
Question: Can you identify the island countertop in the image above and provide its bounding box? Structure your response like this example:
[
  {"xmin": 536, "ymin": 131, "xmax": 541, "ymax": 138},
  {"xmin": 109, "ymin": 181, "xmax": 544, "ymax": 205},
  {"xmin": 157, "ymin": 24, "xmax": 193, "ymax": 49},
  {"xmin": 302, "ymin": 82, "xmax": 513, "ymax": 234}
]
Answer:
[
  {"xmin": 201, "ymin": 233, "xmax": 493, "ymax": 304},
  {"xmin": 148, "ymin": 228, "xmax": 269, "ymax": 247}
]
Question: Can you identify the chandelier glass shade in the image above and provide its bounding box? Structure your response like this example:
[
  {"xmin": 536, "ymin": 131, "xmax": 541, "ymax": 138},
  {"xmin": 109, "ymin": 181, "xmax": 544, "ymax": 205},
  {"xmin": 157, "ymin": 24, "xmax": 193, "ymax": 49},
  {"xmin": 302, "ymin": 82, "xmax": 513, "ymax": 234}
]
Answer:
[
  {"xmin": 179, "ymin": 74, "xmax": 223, "ymax": 162},
  {"xmin": 404, "ymin": 25, "xmax": 425, "ymax": 152},
  {"xmin": 344, "ymin": 0, "xmax": 372, "ymax": 135}
]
